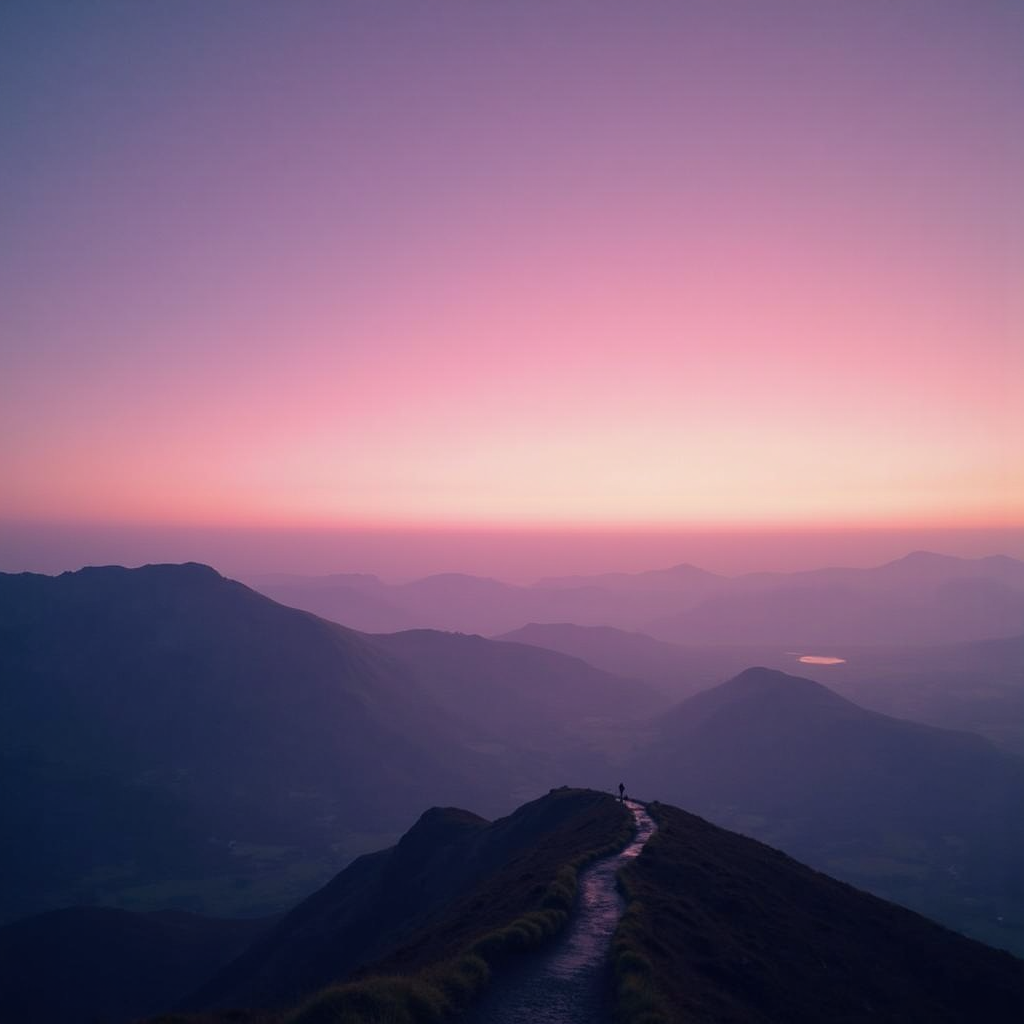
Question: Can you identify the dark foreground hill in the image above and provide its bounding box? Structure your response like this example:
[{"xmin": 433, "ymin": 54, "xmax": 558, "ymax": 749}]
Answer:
[
  {"xmin": 0, "ymin": 908, "xmax": 273, "ymax": 1024},
  {"xmin": 0, "ymin": 788, "xmax": 628, "ymax": 1024},
  {"xmin": 185, "ymin": 787, "xmax": 631, "ymax": 1013},
  {"xmin": 6, "ymin": 789, "xmax": 1020, "ymax": 1024},
  {"xmin": 625, "ymin": 667, "xmax": 1024, "ymax": 954},
  {"xmin": 615, "ymin": 802, "xmax": 1023, "ymax": 1024}
]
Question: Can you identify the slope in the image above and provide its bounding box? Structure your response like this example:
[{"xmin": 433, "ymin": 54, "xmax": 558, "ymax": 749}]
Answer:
[
  {"xmin": 495, "ymin": 622, "xmax": 773, "ymax": 698},
  {"xmin": 614, "ymin": 801, "xmax": 1023, "ymax": 1024},
  {"xmin": 625, "ymin": 667, "xmax": 1024, "ymax": 953},
  {"xmin": 369, "ymin": 628, "xmax": 667, "ymax": 751},
  {"xmin": 182, "ymin": 788, "xmax": 631, "ymax": 1013},
  {"xmin": 0, "ymin": 564, "xmax": 503, "ymax": 922}
]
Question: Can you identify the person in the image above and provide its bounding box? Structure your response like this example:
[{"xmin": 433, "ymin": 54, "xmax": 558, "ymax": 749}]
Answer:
[{"xmin": 618, "ymin": 782, "xmax": 625, "ymax": 802}]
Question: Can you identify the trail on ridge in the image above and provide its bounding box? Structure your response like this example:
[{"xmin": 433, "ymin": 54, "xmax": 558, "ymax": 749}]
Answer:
[{"xmin": 460, "ymin": 799, "xmax": 656, "ymax": 1024}]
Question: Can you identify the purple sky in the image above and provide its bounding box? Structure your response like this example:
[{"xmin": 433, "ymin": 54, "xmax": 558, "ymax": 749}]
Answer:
[{"xmin": 1, "ymin": 2, "xmax": 1021, "ymax": 576}]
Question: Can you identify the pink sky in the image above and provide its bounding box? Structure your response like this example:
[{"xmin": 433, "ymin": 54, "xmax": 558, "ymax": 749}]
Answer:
[{"xmin": 1, "ymin": 1, "xmax": 1021, "ymax": 572}]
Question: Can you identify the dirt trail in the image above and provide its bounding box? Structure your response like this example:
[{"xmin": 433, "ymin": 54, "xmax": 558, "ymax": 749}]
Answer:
[{"xmin": 460, "ymin": 799, "xmax": 656, "ymax": 1024}]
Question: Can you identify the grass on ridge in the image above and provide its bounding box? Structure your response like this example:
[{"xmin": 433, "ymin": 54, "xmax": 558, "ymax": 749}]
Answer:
[
  {"xmin": 286, "ymin": 792, "xmax": 634, "ymax": 1024},
  {"xmin": 152, "ymin": 788, "xmax": 634, "ymax": 1024}
]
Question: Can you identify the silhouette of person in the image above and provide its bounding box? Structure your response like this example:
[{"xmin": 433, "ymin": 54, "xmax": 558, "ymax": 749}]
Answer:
[{"xmin": 618, "ymin": 782, "xmax": 625, "ymax": 802}]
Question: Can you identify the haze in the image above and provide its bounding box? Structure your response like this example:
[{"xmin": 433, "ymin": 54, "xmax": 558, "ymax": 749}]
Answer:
[{"xmin": 3, "ymin": 521, "xmax": 1024, "ymax": 583}]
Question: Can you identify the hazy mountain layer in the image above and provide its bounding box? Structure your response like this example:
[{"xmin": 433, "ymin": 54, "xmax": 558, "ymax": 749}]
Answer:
[
  {"xmin": 0, "ymin": 565, "xmax": 494, "ymax": 922},
  {"xmin": 0, "ymin": 565, "xmax": 646, "ymax": 923},
  {"xmin": 251, "ymin": 552, "xmax": 1024, "ymax": 646},
  {"xmin": 499, "ymin": 624, "xmax": 1024, "ymax": 753},
  {"xmin": 625, "ymin": 667, "xmax": 1024, "ymax": 954}
]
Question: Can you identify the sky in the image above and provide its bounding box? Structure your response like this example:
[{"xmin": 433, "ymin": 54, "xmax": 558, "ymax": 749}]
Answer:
[{"xmin": 1, "ymin": 1, "xmax": 1022, "ymax": 577}]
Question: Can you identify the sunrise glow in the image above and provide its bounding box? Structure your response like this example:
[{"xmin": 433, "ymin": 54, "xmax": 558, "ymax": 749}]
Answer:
[{"xmin": 1, "ymin": 1, "xmax": 1022, "ymax": 562}]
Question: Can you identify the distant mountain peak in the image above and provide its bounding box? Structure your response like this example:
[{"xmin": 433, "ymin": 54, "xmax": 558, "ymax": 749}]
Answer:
[
  {"xmin": 892, "ymin": 550, "xmax": 958, "ymax": 564},
  {"xmin": 663, "ymin": 561, "xmax": 715, "ymax": 574}
]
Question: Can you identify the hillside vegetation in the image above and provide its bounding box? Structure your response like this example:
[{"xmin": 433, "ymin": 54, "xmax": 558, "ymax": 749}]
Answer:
[
  {"xmin": 155, "ymin": 788, "xmax": 632, "ymax": 1024},
  {"xmin": 613, "ymin": 801, "xmax": 1023, "ymax": 1024}
]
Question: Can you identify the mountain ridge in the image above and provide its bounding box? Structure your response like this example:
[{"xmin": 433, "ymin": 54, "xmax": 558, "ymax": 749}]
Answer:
[
  {"xmin": 626, "ymin": 666, "xmax": 1024, "ymax": 954},
  {"xmin": 249, "ymin": 551, "xmax": 1024, "ymax": 644}
]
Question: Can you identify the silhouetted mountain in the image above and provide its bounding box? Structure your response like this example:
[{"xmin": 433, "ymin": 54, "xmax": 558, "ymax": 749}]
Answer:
[
  {"xmin": 252, "ymin": 571, "xmax": 546, "ymax": 635},
  {"xmin": 251, "ymin": 552, "xmax": 1024, "ymax": 646},
  {"xmin": 1, "ymin": 565, "xmax": 662, "ymax": 926},
  {"xmin": 372, "ymin": 629, "xmax": 667, "ymax": 751},
  {"xmin": 495, "ymin": 622, "xmax": 771, "ymax": 698},
  {"xmin": 626, "ymin": 667, "xmax": 1024, "ymax": 953},
  {"xmin": 616, "ymin": 801, "xmax": 1023, "ymax": 1023},
  {"xmin": 245, "ymin": 573, "xmax": 417, "ymax": 633},
  {"xmin": 0, "ymin": 564, "xmax": 514, "ymax": 923},
  {"xmin": 647, "ymin": 552, "xmax": 1024, "ymax": 645},
  {"xmin": 185, "ymin": 788, "xmax": 629, "ymax": 1012},
  {"xmin": 536, "ymin": 562, "xmax": 726, "ymax": 593},
  {"xmin": 0, "ymin": 907, "xmax": 273, "ymax": 1024},
  {"xmin": 650, "ymin": 577, "xmax": 1024, "ymax": 646},
  {"xmin": 501, "ymin": 625, "xmax": 1024, "ymax": 752}
]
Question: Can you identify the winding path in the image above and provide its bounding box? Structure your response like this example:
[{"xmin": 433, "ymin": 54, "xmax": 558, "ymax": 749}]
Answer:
[{"xmin": 461, "ymin": 799, "xmax": 656, "ymax": 1024}]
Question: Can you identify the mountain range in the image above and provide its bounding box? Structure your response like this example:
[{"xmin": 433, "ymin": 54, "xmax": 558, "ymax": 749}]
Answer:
[
  {"xmin": 249, "ymin": 551, "xmax": 1024, "ymax": 645},
  {"xmin": 3, "ymin": 561, "xmax": 1021, "ymax": 964},
  {"xmin": 498, "ymin": 622, "xmax": 1024, "ymax": 754},
  {"xmin": 0, "ymin": 564, "xmax": 648, "ymax": 924}
]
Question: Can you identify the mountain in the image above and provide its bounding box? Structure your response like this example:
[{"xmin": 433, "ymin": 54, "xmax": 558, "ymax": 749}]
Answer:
[
  {"xmin": 495, "ymin": 625, "xmax": 1024, "ymax": 753},
  {"xmin": 535, "ymin": 561, "xmax": 726, "ymax": 593},
  {"xmin": 185, "ymin": 788, "xmax": 629, "ymax": 1013},
  {"xmin": 495, "ymin": 622, "xmax": 773, "ymax": 698},
  {"xmin": 251, "ymin": 552, "xmax": 1024, "ymax": 647},
  {"xmin": 371, "ymin": 629, "xmax": 667, "ymax": 753},
  {"xmin": 14, "ymin": 789, "xmax": 1019, "ymax": 1024},
  {"xmin": 492, "ymin": 626, "xmax": 1024, "ymax": 753},
  {"xmin": 625, "ymin": 667, "xmax": 1024, "ymax": 954},
  {"xmin": 0, "ymin": 564, "xmax": 659, "ymax": 925},
  {"xmin": 648, "ymin": 576, "xmax": 1024, "ymax": 646},
  {"xmin": 803, "ymin": 633, "xmax": 1024, "ymax": 756},
  {"xmin": 615, "ymin": 801, "xmax": 1023, "ymax": 1024},
  {"xmin": 245, "ymin": 573, "xmax": 418, "ymax": 633},
  {"xmin": 0, "ymin": 564, "xmax": 511, "ymax": 923},
  {"xmin": 252, "ymin": 570, "xmax": 684, "ymax": 636},
  {"xmin": 0, "ymin": 908, "xmax": 273, "ymax": 1024},
  {"xmin": 648, "ymin": 552, "xmax": 1024, "ymax": 646},
  {"xmin": 250, "ymin": 571, "xmax": 547, "ymax": 635}
]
